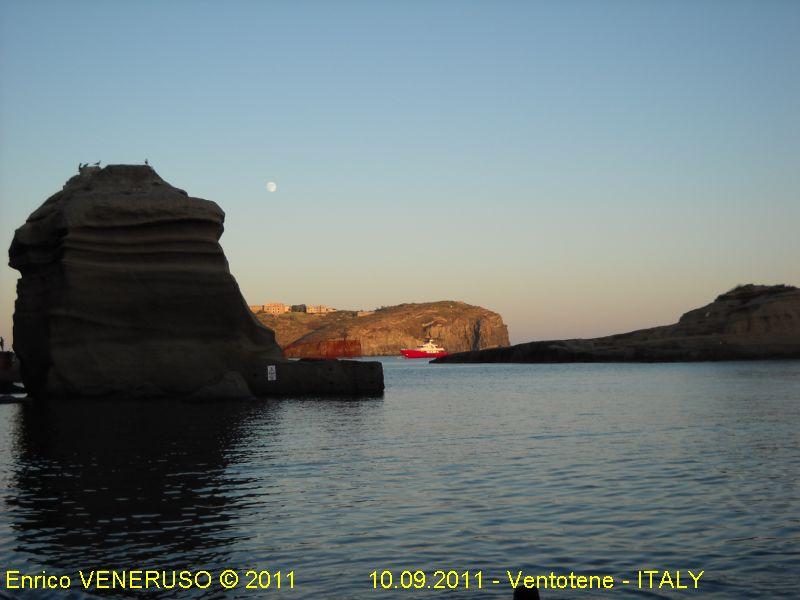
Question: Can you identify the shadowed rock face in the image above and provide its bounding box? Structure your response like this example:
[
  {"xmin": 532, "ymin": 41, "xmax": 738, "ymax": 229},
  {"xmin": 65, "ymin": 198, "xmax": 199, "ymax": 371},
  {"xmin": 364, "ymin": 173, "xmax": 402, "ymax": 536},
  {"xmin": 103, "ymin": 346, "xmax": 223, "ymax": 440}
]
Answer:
[
  {"xmin": 9, "ymin": 165, "xmax": 383, "ymax": 398},
  {"xmin": 434, "ymin": 285, "xmax": 800, "ymax": 364}
]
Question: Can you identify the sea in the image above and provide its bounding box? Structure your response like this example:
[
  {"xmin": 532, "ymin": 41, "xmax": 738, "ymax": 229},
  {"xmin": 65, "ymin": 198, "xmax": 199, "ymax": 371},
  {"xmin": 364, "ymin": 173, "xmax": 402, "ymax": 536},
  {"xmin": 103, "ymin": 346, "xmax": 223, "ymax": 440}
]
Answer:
[{"xmin": 0, "ymin": 358, "xmax": 798, "ymax": 599}]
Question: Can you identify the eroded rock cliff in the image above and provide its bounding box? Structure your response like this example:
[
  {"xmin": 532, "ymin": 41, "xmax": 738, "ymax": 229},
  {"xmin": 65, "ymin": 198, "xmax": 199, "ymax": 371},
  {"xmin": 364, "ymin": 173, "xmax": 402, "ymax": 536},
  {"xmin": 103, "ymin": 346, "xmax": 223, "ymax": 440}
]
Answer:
[
  {"xmin": 434, "ymin": 285, "xmax": 800, "ymax": 363},
  {"xmin": 257, "ymin": 301, "xmax": 509, "ymax": 357},
  {"xmin": 9, "ymin": 165, "xmax": 382, "ymax": 398}
]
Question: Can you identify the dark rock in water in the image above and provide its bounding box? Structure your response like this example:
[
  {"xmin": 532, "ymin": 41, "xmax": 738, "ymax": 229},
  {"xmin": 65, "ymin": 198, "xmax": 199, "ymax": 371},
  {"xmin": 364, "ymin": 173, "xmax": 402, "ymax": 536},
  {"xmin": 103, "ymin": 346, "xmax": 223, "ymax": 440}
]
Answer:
[
  {"xmin": 434, "ymin": 284, "xmax": 800, "ymax": 363},
  {"xmin": 0, "ymin": 394, "xmax": 30, "ymax": 404},
  {"xmin": 0, "ymin": 351, "xmax": 22, "ymax": 393},
  {"xmin": 9, "ymin": 165, "xmax": 383, "ymax": 399},
  {"xmin": 0, "ymin": 383, "xmax": 26, "ymax": 395}
]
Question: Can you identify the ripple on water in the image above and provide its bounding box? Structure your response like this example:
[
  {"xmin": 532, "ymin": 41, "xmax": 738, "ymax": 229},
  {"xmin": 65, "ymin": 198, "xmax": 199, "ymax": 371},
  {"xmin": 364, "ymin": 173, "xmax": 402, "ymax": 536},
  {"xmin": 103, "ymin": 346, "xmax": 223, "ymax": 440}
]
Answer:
[{"xmin": 0, "ymin": 362, "xmax": 798, "ymax": 598}]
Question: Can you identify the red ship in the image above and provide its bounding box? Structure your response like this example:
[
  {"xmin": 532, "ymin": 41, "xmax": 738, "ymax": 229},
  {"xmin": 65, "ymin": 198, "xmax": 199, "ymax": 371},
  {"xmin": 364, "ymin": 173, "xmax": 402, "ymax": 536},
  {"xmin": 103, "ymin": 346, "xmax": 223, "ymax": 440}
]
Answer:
[{"xmin": 400, "ymin": 339, "xmax": 449, "ymax": 359}]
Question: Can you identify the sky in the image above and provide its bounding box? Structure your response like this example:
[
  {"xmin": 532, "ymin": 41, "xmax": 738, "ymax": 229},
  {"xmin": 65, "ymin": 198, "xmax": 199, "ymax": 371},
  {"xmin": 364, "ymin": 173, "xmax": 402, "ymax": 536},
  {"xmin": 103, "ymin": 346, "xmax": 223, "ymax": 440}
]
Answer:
[{"xmin": 1, "ymin": 0, "xmax": 798, "ymax": 345}]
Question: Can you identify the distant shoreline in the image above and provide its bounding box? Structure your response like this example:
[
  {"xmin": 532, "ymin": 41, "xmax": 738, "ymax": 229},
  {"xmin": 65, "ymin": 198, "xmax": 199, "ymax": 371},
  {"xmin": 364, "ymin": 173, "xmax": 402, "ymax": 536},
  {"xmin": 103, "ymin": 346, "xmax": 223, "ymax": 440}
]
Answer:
[{"xmin": 435, "ymin": 284, "xmax": 800, "ymax": 364}]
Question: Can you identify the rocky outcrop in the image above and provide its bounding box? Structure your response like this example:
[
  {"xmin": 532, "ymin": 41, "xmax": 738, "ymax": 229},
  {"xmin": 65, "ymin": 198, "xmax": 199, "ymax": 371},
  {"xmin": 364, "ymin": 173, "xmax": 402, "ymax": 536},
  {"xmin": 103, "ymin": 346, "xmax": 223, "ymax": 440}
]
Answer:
[
  {"xmin": 258, "ymin": 301, "xmax": 509, "ymax": 357},
  {"xmin": 434, "ymin": 285, "xmax": 800, "ymax": 363},
  {"xmin": 9, "ymin": 165, "xmax": 383, "ymax": 398}
]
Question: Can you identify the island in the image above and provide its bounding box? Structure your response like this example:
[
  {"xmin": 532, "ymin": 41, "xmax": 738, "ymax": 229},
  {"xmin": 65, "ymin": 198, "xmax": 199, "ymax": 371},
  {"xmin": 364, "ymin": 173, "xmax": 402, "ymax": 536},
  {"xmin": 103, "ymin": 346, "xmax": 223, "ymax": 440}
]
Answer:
[
  {"xmin": 254, "ymin": 301, "xmax": 509, "ymax": 357},
  {"xmin": 433, "ymin": 284, "xmax": 800, "ymax": 363}
]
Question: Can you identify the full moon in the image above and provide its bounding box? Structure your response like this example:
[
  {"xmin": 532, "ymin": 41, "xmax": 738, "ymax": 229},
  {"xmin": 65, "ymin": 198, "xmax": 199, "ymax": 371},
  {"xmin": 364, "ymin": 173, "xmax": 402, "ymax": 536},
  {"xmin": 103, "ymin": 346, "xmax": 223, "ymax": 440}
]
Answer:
[{"xmin": 266, "ymin": 181, "xmax": 277, "ymax": 193}]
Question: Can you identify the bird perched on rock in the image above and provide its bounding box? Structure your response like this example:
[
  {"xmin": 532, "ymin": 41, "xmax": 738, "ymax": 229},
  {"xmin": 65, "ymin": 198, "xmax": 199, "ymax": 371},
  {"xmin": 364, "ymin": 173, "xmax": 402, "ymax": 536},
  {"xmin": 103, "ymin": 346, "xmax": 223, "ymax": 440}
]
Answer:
[{"xmin": 145, "ymin": 159, "xmax": 149, "ymax": 166}]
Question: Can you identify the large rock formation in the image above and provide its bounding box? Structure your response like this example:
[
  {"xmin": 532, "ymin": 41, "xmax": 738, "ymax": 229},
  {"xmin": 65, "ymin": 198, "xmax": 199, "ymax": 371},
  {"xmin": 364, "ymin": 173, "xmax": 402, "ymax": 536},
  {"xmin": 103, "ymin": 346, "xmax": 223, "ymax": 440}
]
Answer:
[
  {"xmin": 434, "ymin": 285, "xmax": 800, "ymax": 363},
  {"xmin": 257, "ymin": 301, "xmax": 509, "ymax": 357},
  {"xmin": 9, "ymin": 165, "xmax": 383, "ymax": 399}
]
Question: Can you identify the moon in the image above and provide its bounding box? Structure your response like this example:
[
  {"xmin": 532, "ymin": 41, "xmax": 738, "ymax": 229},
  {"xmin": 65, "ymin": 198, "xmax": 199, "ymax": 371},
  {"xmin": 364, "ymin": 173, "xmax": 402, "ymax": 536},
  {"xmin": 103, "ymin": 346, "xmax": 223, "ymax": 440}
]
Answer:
[{"xmin": 266, "ymin": 181, "xmax": 277, "ymax": 193}]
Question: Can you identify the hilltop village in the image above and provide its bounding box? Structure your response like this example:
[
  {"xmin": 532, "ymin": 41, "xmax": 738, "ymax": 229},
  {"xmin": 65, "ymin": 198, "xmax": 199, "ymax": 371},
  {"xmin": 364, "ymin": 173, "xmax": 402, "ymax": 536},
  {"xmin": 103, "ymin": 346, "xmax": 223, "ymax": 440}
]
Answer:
[{"xmin": 249, "ymin": 303, "xmax": 374, "ymax": 317}]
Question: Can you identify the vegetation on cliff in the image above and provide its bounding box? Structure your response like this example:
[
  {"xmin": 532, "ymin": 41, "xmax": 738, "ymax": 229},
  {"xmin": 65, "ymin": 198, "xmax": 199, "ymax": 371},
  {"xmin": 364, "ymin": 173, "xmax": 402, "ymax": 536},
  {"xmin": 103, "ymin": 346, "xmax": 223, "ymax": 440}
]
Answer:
[{"xmin": 257, "ymin": 301, "xmax": 509, "ymax": 357}]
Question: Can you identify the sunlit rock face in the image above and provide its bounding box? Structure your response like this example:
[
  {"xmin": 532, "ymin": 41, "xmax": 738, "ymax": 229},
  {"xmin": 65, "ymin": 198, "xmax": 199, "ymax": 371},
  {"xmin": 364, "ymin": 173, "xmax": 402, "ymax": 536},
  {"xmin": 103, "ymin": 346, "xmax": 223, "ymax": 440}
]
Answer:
[
  {"xmin": 258, "ymin": 301, "xmax": 509, "ymax": 357},
  {"xmin": 9, "ymin": 165, "xmax": 284, "ymax": 399}
]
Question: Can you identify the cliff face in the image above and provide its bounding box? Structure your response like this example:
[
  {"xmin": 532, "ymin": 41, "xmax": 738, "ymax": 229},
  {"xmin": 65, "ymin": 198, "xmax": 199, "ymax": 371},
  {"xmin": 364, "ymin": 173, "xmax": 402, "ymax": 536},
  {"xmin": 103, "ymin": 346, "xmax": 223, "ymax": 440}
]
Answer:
[
  {"xmin": 9, "ymin": 165, "xmax": 382, "ymax": 398},
  {"xmin": 258, "ymin": 301, "xmax": 509, "ymax": 357},
  {"xmin": 434, "ymin": 284, "xmax": 800, "ymax": 363}
]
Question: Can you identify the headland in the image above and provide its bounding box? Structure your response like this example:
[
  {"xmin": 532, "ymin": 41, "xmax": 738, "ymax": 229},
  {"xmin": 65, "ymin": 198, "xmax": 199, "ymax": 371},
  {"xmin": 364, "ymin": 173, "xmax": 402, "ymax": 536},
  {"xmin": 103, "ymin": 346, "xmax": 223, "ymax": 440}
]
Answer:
[
  {"xmin": 434, "ymin": 284, "xmax": 800, "ymax": 363},
  {"xmin": 254, "ymin": 301, "xmax": 509, "ymax": 357}
]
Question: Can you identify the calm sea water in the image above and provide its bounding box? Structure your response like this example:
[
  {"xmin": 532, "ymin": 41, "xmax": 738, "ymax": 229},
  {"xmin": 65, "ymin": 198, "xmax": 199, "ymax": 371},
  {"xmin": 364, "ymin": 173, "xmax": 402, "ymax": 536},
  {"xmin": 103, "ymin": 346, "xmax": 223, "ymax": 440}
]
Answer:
[{"xmin": 0, "ymin": 359, "xmax": 798, "ymax": 599}]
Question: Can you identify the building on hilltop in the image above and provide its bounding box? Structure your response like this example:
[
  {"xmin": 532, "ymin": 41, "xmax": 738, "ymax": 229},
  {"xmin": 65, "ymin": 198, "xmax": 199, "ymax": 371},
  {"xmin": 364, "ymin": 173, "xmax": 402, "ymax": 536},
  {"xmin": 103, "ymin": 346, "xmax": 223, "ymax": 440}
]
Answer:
[
  {"xmin": 306, "ymin": 304, "xmax": 337, "ymax": 314},
  {"xmin": 263, "ymin": 303, "xmax": 291, "ymax": 315},
  {"xmin": 250, "ymin": 303, "xmax": 339, "ymax": 315},
  {"xmin": 249, "ymin": 303, "xmax": 291, "ymax": 314}
]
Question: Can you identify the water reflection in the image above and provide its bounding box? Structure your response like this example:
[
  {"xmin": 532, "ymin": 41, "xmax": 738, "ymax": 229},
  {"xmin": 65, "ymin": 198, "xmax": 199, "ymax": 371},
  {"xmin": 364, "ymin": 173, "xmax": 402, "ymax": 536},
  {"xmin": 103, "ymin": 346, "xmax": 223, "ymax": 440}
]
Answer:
[
  {"xmin": 1, "ymin": 361, "xmax": 797, "ymax": 599},
  {"xmin": 7, "ymin": 400, "xmax": 277, "ymax": 570}
]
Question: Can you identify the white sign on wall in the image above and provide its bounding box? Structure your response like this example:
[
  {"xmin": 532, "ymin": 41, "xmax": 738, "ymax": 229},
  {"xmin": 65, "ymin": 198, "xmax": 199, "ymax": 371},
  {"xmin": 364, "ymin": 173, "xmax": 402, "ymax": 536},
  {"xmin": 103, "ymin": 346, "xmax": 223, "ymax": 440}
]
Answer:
[{"xmin": 267, "ymin": 365, "xmax": 277, "ymax": 381}]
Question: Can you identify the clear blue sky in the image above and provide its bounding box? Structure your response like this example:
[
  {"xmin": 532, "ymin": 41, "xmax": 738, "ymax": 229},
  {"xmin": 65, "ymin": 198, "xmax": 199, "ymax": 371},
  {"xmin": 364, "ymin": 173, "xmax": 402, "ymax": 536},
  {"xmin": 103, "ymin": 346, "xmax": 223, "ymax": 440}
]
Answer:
[{"xmin": 1, "ymin": 0, "xmax": 798, "ymax": 344}]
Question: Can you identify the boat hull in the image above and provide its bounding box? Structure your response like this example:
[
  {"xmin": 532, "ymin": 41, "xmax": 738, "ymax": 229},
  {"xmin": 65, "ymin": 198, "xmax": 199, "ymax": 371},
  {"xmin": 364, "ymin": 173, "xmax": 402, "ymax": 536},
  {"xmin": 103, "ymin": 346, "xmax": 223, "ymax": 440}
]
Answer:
[{"xmin": 400, "ymin": 349, "xmax": 449, "ymax": 359}]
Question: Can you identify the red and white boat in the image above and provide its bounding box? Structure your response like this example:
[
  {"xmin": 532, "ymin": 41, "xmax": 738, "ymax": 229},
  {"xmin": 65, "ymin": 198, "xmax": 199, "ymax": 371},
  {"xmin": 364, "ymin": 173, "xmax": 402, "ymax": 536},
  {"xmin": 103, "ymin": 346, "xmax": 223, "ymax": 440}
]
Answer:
[{"xmin": 400, "ymin": 339, "xmax": 449, "ymax": 359}]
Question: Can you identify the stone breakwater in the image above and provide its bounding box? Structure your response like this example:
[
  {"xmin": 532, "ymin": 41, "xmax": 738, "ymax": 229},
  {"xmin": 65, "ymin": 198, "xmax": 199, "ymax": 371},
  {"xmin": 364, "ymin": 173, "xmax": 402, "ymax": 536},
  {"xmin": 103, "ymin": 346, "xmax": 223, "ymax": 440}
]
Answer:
[
  {"xmin": 435, "ymin": 284, "xmax": 800, "ymax": 363},
  {"xmin": 9, "ymin": 165, "xmax": 382, "ymax": 399}
]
